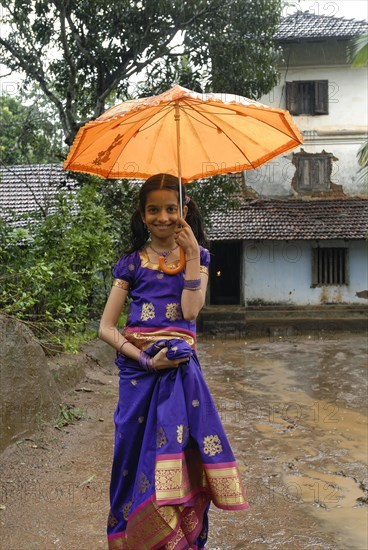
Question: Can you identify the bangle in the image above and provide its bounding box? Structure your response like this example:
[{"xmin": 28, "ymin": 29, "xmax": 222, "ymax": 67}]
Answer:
[
  {"xmin": 119, "ymin": 340, "xmax": 130, "ymax": 355},
  {"xmin": 138, "ymin": 351, "xmax": 157, "ymax": 372},
  {"xmin": 186, "ymin": 256, "xmax": 199, "ymax": 262},
  {"xmin": 183, "ymin": 278, "xmax": 201, "ymax": 291}
]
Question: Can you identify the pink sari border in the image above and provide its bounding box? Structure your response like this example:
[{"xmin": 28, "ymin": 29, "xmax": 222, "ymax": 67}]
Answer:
[
  {"xmin": 203, "ymin": 461, "xmax": 238, "ymax": 470},
  {"xmin": 156, "ymin": 451, "xmax": 185, "ymax": 461},
  {"xmin": 108, "ymin": 530, "xmax": 125, "ymax": 542},
  {"xmin": 129, "ymin": 493, "xmax": 155, "ymax": 522},
  {"xmin": 156, "ymin": 487, "xmax": 208, "ymax": 506},
  {"xmin": 214, "ymin": 501, "xmax": 250, "ymax": 511}
]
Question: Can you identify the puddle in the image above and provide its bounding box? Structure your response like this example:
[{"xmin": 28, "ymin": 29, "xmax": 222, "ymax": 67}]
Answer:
[{"xmin": 200, "ymin": 334, "xmax": 368, "ymax": 549}]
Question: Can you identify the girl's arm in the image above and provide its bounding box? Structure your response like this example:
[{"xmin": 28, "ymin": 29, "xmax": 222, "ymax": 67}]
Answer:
[
  {"xmin": 182, "ymin": 253, "xmax": 208, "ymax": 321},
  {"xmin": 98, "ymin": 286, "xmax": 141, "ymax": 360},
  {"xmin": 175, "ymin": 218, "xmax": 209, "ymax": 321},
  {"xmin": 98, "ymin": 286, "xmax": 183, "ymax": 369}
]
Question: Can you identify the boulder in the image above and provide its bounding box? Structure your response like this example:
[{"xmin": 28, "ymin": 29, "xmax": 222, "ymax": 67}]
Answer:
[{"xmin": 0, "ymin": 315, "xmax": 59, "ymax": 450}]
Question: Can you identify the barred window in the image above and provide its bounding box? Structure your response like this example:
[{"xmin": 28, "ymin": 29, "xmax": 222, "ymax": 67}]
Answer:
[
  {"xmin": 286, "ymin": 80, "xmax": 329, "ymax": 115},
  {"xmin": 312, "ymin": 248, "xmax": 347, "ymax": 286}
]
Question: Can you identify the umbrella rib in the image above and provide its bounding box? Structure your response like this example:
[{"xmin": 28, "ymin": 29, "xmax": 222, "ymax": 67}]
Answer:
[
  {"xmin": 136, "ymin": 106, "xmax": 174, "ymax": 132},
  {"xmin": 104, "ymin": 106, "xmax": 175, "ymax": 178},
  {"xmin": 182, "ymin": 100, "xmax": 301, "ymax": 142},
  {"xmin": 181, "ymin": 99, "xmax": 257, "ymax": 169},
  {"xmin": 108, "ymin": 104, "xmax": 173, "ymax": 129}
]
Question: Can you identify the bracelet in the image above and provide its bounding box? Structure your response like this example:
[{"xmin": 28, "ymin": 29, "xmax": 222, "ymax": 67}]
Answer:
[
  {"xmin": 186, "ymin": 256, "xmax": 199, "ymax": 262},
  {"xmin": 183, "ymin": 278, "xmax": 201, "ymax": 291},
  {"xmin": 138, "ymin": 351, "xmax": 157, "ymax": 372},
  {"xmin": 119, "ymin": 340, "xmax": 130, "ymax": 355}
]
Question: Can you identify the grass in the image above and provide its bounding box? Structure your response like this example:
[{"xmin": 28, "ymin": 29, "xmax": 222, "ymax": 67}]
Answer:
[{"xmin": 61, "ymin": 327, "xmax": 97, "ymax": 353}]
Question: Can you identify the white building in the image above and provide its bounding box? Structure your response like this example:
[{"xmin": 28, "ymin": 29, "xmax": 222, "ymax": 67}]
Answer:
[
  {"xmin": 206, "ymin": 12, "xmax": 368, "ymax": 319},
  {"xmin": 247, "ymin": 11, "xmax": 368, "ymax": 198}
]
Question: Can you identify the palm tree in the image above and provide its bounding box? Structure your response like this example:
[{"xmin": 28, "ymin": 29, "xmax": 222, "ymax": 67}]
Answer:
[{"xmin": 349, "ymin": 34, "xmax": 368, "ymax": 183}]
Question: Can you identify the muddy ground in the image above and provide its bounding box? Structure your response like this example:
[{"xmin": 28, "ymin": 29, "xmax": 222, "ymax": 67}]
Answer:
[{"xmin": 1, "ymin": 332, "xmax": 367, "ymax": 550}]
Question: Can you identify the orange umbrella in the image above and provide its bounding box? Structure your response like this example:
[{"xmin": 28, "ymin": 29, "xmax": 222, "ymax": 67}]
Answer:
[{"xmin": 64, "ymin": 85, "xmax": 303, "ymax": 273}]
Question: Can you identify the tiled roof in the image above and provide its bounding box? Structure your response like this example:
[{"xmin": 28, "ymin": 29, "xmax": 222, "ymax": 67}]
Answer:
[
  {"xmin": 0, "ymin": 164, "xmax": 78, "ymax": 221},
  {"xmin": 208, "ymin": 198, "xmax": 368, "ymax": 241},
  {"xmin": 275, "ymin": 11, "xmax": 368, "ymax": 41}
]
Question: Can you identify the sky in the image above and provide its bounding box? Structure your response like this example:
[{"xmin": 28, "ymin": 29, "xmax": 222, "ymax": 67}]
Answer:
[
  {"xmin": 1, "ymin": 0, "xmax": 367, "ymax": 96},
  {"xmin": 284, "ymin": 0, "xmax": 367, "ymax": 20}
]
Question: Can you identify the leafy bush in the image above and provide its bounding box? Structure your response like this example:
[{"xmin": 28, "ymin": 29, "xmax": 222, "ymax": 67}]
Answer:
[{"xmin": 0, "ymin": 183, "xmax": 115, "ymax": 341}]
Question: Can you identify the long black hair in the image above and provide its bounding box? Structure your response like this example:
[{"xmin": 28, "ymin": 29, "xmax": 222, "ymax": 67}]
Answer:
[{"xmin": 127, "ymin": 174, "xmax": 209, "ymax": 252}]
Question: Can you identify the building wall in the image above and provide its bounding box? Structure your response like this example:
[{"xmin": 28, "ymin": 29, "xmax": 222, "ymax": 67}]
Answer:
[
  {"xmin": 247, "ymin": 41, "xmax": 368, "ymax": 197},
  {"xmin": 242, "ymin": 240, "xmax": 368, "ymax": 306}
]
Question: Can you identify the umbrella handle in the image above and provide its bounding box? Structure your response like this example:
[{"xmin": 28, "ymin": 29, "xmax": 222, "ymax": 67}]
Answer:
[{"xmin": 159, "ymin": 248, "xmax": 186, "ymax": 275}]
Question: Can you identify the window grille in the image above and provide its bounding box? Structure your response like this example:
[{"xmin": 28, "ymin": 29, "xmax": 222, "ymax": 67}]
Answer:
[{"xmin": 312, "ymin": 248, "xmax": 347, "ymax": 286}]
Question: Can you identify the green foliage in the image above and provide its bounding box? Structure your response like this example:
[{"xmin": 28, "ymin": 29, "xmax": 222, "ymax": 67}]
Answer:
[
  {"xmin": 0, "ymin": 92, "xmax": 65, "ymax": 164},
  {"xmin": 98, "ymin": 178, "xmax": 140, "ymax": 253},
  {"xmin": 0, "ymin": 0, "xmax": 283, "ymax": 145},
  {"xmin": 185, "ymin": 0, "xmax": 282, "ymax": 97},
  {"xmin": 0, "ymin": 182, "xmax": 115, "ymax": 340},
  {"xmin": 55, "ymin": 403, "xmax": 86, "ymax": 428},
  {"xmin": 349, "ymin": 33, "xmax": 368, "ymax": 68},
  {"xmin": 185, "ymin": 175, "xmax": 241, "ymax": 229},
  {"xmin": 349, "ymin": 34, "xmax": 368, "ymax": 183}
]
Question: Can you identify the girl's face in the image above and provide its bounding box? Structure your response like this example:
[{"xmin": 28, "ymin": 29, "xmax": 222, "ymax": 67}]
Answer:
[{"xmin": 141, "ymin": 189, "xmax": 187, "ymax": 241}]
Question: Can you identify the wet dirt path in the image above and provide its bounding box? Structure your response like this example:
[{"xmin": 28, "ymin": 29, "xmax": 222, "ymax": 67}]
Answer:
[{"xmin": 1, "ymin": 333, "xmax": 367, "ymax": 549}]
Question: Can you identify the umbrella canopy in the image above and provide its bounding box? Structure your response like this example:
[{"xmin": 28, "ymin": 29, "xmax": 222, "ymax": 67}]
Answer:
[
  {"xmin": 64, "ymin": 85, "xmax": 303, "ymax": 183},
  {"xmin": 64, "ymin": 85, "xmax": 303, "ymax": 274}
]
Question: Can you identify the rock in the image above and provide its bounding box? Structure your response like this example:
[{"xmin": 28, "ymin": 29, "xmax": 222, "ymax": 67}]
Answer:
[{"xmin": 0, "ymin": 315, "xmax": 59, "ymax": 451}]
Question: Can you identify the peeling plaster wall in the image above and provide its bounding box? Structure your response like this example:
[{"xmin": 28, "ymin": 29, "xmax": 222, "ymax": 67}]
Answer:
[
  {"xmin": 249, "ymin": 43, "xmax": 368, "ymax": 197},
  {"xmin": 243, "ymin": 240, "xmax": 368, "ymax": 306}
]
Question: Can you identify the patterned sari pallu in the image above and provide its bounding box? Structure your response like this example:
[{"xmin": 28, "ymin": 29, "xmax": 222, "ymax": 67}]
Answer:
[{"xmin": 107, "ymin": 340, "xmax": 248, "ymax": 550}]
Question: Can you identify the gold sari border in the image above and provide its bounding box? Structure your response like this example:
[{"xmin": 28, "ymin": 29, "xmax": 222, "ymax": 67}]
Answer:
[
  {"xmin": 139, "ymin": 249, "xmax": 181, "ymax": 272},
  {"xmin": 123, "ymin": 328, "xmax": 196, "ymax": 350},
  {"xmin": 203, "ymin": 462, "xmax": 249, "ymax": 510},
  {"xmin": 155, "ymin": 453, "xmax": 208, "ymax": 504},
  {"xmin": 112, "ymin": 278, "xmax": 130, "ymax": 290},
  {"xmin": 108, "ymin": 491, "xmax": 209, "ymax": 550}
]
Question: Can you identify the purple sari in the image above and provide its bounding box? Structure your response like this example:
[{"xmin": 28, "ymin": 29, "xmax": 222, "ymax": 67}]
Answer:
[{"xmin": 107, "ymin": 248, "xmax": 248, "ymax": 550}]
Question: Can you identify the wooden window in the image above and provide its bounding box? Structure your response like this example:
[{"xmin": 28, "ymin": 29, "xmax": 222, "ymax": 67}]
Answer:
[
  {"xmin": 296, "ymin": 154, "xmax": 330, "ymax": 192},
  {"xmin": 286, "ymin": 80, "xmax": 329, "ymax": 115},
  {"xmin": 312, "ymin": 248, "xmax": 348, "ymax": 286}
]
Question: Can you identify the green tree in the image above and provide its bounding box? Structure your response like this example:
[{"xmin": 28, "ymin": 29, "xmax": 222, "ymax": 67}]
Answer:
[
  {"xmin": 0, "ymin": 92, "xmax": 65, "ymax": 164},
  {"xmin": 349, "ymin": 33, "xmax": 368, "ymax": 183},
  {"xmin": 0, "ymin": 0, "xmax": 282, "ymax": 146}
]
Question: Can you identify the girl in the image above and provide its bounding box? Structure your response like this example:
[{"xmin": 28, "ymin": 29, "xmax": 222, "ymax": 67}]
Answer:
[{"xmin": 99, "ymin": 174, "xmax": 248, "ymax": 550}]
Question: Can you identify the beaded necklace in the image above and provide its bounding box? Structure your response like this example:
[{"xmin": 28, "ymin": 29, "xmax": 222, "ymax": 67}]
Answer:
[{"xmin": 148, "ymin": 243, "xmax": 179, "ymax": 263}]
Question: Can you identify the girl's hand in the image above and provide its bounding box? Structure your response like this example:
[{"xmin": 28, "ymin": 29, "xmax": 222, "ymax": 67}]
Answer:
[
  {"xmin": 174, "ymin": 217, "xmax": 200, "ymax": 256},
  {"xmin": 152, "ymin": 347, "xmax": 185, "ymax": 370}
]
